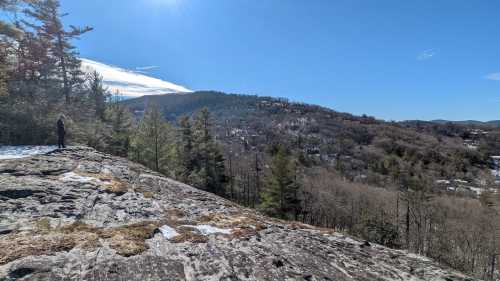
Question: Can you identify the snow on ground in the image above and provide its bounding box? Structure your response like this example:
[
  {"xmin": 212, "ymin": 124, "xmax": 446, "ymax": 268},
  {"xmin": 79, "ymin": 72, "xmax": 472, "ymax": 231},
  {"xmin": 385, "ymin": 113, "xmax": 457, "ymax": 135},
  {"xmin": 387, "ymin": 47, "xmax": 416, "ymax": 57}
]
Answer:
[
  {"xmin": 493, "ymin": 169, "xmax": 499, "ymax": 178},
  {"xmin": 189, "ymin": 225, "xmax": 233, "ymax": 235},
  {"xmin": 0, "ymin": 146, "xmax": 57, "ymax": 160},
  {"xmin": 81, "ymin": 58, "xmax": 192, "ymax": 97},
  {"xmin": 158, "ymin": 224, "xmax": 232, "ymax": 240},
  {"xmin": 159, "ymin": 225, "xmax": 180, "ymax": 239},
  {"xmin": 59, "ymin": 172, "xmax": 105, "ymax": 184},
  {"xmin": 467, "ymin": 186, "xmax": 486, "ymax": 195}
]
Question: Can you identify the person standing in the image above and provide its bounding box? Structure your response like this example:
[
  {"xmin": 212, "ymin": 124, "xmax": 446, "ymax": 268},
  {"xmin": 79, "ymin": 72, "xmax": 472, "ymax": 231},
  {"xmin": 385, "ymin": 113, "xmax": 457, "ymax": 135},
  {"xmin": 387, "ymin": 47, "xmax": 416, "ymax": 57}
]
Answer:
[{"xmin": 57, "ymin": 115, "xmax": 66, "ymax": 149}]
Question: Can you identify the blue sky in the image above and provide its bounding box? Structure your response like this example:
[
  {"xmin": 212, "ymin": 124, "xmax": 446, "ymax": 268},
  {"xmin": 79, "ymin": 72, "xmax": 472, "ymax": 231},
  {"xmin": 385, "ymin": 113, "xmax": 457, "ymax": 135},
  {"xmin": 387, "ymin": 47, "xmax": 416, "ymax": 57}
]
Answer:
[{"xmin": 61, "ymin": 0, "xmax": 500, "ymax": 121}]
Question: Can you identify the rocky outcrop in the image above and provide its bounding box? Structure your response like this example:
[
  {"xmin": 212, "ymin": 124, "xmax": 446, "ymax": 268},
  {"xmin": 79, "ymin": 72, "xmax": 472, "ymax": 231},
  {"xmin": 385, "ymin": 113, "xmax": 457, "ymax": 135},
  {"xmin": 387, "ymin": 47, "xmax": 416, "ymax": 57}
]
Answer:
[{"xmin": 0, "ymin": 147, "xmax": 474, "ymax": 280}]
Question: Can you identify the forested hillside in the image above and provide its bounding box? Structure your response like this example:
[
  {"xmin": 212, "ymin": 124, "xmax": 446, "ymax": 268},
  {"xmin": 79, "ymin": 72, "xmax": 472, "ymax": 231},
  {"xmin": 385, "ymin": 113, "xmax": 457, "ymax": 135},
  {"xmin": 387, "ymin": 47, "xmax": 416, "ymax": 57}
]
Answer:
[{"xmin": 125, "ymin": 91, "xmax": 499, "ymax": 186}]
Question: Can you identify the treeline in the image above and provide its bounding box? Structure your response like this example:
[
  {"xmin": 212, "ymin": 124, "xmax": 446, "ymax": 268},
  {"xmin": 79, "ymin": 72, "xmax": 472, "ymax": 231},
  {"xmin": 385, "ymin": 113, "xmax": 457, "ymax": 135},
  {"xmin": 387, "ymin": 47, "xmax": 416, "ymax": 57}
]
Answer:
[{"xmin": 128, "ymin": 106, "xmax": 227, "ymax": 195}]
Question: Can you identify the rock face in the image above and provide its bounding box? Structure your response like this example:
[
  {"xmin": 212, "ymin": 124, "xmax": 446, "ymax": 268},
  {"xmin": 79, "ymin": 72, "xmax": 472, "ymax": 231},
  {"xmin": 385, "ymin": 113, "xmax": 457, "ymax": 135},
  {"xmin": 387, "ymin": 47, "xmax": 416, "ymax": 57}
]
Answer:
[{"xmin": 0, "ymin": 147, "xmax": 473, "ymax": 281}]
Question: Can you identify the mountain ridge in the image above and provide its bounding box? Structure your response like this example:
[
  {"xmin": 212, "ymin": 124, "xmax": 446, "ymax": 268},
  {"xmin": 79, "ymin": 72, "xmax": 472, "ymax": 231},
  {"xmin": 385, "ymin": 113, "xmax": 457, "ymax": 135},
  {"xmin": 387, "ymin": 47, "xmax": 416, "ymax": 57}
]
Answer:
[
  {"xmin": 429, "ymin": 119, "xmax": 500, "ymax": 126},
  {"xmin": 123, "ymin": 91, "xmax": 497, "ymax": 185}
]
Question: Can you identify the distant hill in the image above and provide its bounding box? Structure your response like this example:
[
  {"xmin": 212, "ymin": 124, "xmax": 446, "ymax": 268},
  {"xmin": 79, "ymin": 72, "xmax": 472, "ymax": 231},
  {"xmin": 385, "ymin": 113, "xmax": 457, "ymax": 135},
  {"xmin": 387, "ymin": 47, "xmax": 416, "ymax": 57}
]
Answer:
[
  {"xmin": 124, "ymin": 91, "xmax": 500, "ymax": 187},
  {"xmin": 430, "ymin": 119, "xmax": 500, "ymax": 127}
]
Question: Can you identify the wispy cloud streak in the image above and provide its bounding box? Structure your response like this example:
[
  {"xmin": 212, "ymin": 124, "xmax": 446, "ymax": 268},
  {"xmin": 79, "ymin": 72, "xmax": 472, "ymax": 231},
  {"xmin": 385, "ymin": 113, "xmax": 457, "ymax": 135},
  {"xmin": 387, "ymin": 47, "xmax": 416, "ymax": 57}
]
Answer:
[
  {"xmin": 135, "ymin": 65, "xmax": 160, "ymax": 71},
  {"xmin": 485, "ymin": 73, "xmax": 500, "ymax": 81},
  {"xmin": 417, "ymin": 49, "xmax": 436, "ymax": 61}
]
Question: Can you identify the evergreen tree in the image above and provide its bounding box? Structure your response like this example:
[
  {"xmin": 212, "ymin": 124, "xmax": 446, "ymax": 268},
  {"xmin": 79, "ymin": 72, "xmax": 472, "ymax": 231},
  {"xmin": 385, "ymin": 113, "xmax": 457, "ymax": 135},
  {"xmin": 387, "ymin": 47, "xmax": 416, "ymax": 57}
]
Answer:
[
  {"xmin": 191, "ymin": 107, "xmax": 227, "ymax": 195},
  {"xmin": 130, "ymin": 105, "xmax": 172, "ymax": 172},
  {"xmin": 174, "ymin": 116, "xmax": 194, "ymax": 182},
  {"xmin": 0, "ymin": 1, "xmax": 22, "ymax": 39},
  {"xmin": 260, "ymin": 145, "xmax": 301, "ymax": 219},
  {"xmin": 23, "ymin": 0, "xmax": 92, "ymax": 104},
  {"xmin": 0, "ymin": 55, "xmax": 7, "ymax": 98},
  {"xmin": 86, "ymin": 71, "xmax": 109, "ymax": 120},
  {"xmin": 104, "ymin": 100, "xmax": 133, "ymax": 156}
]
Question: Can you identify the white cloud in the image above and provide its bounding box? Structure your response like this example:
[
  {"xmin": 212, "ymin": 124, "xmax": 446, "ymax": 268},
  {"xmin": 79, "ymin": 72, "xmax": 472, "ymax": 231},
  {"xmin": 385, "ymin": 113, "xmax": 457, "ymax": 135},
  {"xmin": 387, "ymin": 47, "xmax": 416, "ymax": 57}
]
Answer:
[
  {"xmin": 135, "ymin": 65, "xmax": 160, "ymax": 71},
  {"xmin": 81, "ymin": 58, "xmax": 192, "ymax": 97},
  {"xmin": 485, "ymin": 73, "xmax": 500, "ymax": 81},
  {"xmin": 417, "ymin": 49, "xmax": 436, "ymax": 61}
]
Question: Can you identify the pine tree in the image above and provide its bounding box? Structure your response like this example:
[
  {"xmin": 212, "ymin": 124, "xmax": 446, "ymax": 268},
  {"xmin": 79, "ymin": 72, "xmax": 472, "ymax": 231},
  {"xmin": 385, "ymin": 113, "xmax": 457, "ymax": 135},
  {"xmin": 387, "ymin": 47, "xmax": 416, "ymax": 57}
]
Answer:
[
  {"xmin": 23, "ymin": 0, "xmax": 92, "ymax": 104},
  {"xmin": 130, "ymin": 105, "xmax": 172, "ymax": 172},
  {"xmin": 191, "ymin": 107, "xmax": 227, "ymax": 195},
  {"xmin": 1, "ymin": 0, "xmax": 22, "ymax": 98},
  {"xmin": 0, "ymin": 54, "xmax": 7, "ymax": 98},
  {"xmin": 87, "ymin": 71, "xmax": 109, "ymax": 120},
  {"xmin": 104, "ymin": 100, "xmax": 133, "ymax": 156},
  {"xmin": 174, "ymin": 116, "xmax": 194, "ymax": 182},
  {"xmin": 260, "ymin": 145, "xmax": 301, "ymax": 219}
]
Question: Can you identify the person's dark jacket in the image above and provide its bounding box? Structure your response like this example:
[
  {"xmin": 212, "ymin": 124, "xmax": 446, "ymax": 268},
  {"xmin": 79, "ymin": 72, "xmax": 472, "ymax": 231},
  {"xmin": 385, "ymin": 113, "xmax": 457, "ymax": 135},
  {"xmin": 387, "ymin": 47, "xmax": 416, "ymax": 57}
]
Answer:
[{"xmin": 57, "ymin": 119, "xmax": 65, "ymax": 136}]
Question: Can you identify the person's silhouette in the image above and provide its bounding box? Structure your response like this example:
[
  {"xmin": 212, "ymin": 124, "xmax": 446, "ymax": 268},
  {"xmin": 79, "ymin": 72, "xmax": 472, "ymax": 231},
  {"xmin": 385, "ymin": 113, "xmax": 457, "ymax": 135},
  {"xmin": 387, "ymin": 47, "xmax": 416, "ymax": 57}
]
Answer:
[{"xmin": 57, "ymin": 115, "xmax": 66, "ymax": 149}]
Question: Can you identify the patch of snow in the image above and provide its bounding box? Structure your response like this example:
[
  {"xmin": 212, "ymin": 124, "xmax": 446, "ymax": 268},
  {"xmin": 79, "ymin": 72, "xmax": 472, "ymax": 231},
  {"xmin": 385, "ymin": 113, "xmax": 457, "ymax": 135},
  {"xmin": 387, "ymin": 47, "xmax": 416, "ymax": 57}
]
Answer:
[
  {"xmin": 492, "ymin": 169, "xmax": 500, "ymax": 178},
  {"xmin": 340, "ymin": 236, "xmax": 360, "ymax": 245},
  {"xmin": 435, "ymin": 180, "xmax": 451, "ymax": 185},
  {"xmin": 406, "ymin": 253, "xmax": 432, "ymax": 262},
  {"xmin": 159, "ymin": 225, "xmax": 180, "ymax": 239},
  {"xmin": 60, "ymin": 172, "xmax": 103, "ymax": 184},
  {"xmin": 0, "ymin": 145, "xmax": 57, "ymax": 160},
  {"xmin": 465, "ymin": 144, "xmax": 478, "ymax": 150},
  {"xmin": 116, "ymin": 210, "xmax": 128, "ymax": 221},
  {"xmin": 81, "ymin": 58, "xmax": 192, "ymax": 97},
  {"xmin": 331, "ymin": 263, "xmax": 353, "ymax": 279},
  {"xmin": 467, "ymin": 186, "xmax": 485, "ymax": 195},
  {"xmin": 188, "ymin": 225, "xmax": 232, "ymax": 236}
]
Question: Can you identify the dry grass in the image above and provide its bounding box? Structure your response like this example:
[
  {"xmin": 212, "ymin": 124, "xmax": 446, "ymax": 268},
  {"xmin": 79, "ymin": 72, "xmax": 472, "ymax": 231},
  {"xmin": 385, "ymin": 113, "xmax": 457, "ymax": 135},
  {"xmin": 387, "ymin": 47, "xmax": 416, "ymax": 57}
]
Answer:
[
  {"xmin": 199, "ymin": 213, "xmax": 267, "ymax": 230},
  {"xmin": 0, "ymin": 221, "xmax": 102, "ymax": 266},
  {"xmin": 0, "ymin": 234, "xmax": 76, "ymax": 265},
  {"xmin": 161, "ymin": 208, "xmax": 197, "ymax": 227},
  {"xmin": 100, "ymin": 221, "xmax": 160, "ymax": 257},
  {"xmin": 170, "ymin": 226, "xmax": 209, "ymax": 244},
  {"xmin": 78, "ymin": 172, "xmax": 129, "ymax": 195},
  {"xmin": 142, "ymin": 191, "xmax": 154, "ymax": 198},
  {"xmin": 104, "ymin": 180, "xmax": 128, "ymax": 195},
  {"xmin": 0, "ymin": 210, "xmax": 271, "ymax": 265},
  {"xmin": 231, "ymin": 228, "xmax": 259, "ymax": 239},
  {"xmin": 288, "ymin": 221, "xmax": 317, "ymax": 230},
  {"xmin": 165, "ymin": 208, "xmax": 186, "ymax": 218},
  {"xmin": 35, "ymin": 217, "xmax": 52, "ymax": 232},
  {"xmin": 0, "ymin": 219, "xmax": 165, "ymax": 265}
]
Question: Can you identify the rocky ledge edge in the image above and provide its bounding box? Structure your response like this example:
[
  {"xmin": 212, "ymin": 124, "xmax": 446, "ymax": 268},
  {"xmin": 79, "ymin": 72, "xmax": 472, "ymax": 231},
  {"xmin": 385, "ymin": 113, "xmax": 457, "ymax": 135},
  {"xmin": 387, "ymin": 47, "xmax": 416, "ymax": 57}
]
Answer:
[{"xmin": 0, "ymin": 147, "xmax": 474, "ymax": 281}]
